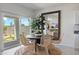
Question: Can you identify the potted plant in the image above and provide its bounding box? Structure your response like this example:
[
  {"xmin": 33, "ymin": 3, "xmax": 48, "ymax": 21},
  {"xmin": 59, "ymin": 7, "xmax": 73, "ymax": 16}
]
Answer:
[{"xmin": 31, "ymin": 17, "xmax": 42, "ymax": 36}]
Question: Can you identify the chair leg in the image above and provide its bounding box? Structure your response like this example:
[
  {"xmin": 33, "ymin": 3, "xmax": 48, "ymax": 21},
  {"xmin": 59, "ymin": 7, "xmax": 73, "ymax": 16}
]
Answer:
[{"xmin": 45, "ymin": 47, "xmax": 49, "ymax": 55}]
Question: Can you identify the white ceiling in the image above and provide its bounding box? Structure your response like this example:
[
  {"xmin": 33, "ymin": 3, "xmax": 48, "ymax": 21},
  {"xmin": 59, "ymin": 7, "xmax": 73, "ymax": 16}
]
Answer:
[{"xmin": 18, "ymin": 3, "xmax": 65, "ymax": 11}]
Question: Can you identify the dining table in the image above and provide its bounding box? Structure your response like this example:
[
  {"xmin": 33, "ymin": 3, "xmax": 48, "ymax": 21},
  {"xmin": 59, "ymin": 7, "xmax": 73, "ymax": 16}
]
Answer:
[{"xmin": 26, "ymin": 34, "xmax": 42, "ymax": 52}]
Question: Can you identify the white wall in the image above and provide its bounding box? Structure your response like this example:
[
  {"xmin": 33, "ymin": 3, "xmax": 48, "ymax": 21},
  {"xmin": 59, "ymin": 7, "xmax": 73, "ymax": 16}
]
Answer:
[
  {"xmin": 35, "ymin": 4, "xmax": 79, "ymax": 48},
  {"xmin": 0, "ymin": 14, "xmax": 3, "ymax": 54}
]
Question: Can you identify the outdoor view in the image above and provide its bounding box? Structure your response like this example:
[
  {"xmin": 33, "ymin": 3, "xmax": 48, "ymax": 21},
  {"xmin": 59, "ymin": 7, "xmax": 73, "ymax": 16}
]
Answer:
[
  {"xmin": 20, "ymin": 17, "xmax": 31, "ymax": 35},
  {"xmin": 3, "ymin": 16, "xmax": 16, "ymax": 43},
  {"xmin": 3, "ymin": 16, "xmax": 30, "ymax": 43}
]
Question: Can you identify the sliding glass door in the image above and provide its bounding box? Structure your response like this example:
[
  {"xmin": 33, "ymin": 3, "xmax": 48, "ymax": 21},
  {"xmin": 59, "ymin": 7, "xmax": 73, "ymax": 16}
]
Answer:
[
  {"xmin": 2, "ymin": 15, "xmax": 31, "ymax": 49},
  {"xmin": 3, "ymin": 16, "xmax": 19, "ymax": 49},
  {"xmin": 3, "ymin": 16, "xmax": 16, "ymax": 43}
]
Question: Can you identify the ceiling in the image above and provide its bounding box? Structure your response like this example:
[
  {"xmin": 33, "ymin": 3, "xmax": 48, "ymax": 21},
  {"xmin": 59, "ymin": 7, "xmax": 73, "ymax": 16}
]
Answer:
[{"xmin": 18, "ymin": 3, "xmax": 65, "ymax": 11}]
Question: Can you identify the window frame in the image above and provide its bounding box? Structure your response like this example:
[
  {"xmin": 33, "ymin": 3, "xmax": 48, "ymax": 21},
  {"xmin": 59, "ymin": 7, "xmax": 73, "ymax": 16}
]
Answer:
[{"xmin": 2, "ymin": 14, "xmax": 20, "ymax": 50}]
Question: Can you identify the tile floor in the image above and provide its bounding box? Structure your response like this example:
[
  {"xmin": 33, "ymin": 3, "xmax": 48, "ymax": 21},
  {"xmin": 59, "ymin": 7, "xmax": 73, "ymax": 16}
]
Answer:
[{"xmin": 2, "ymin": 45, "xmax": 79, "ymax": 55}]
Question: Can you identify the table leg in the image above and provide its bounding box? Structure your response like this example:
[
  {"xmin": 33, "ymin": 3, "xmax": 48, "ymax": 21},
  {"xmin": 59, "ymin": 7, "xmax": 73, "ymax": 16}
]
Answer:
[{"xmin": 35, "ymin": 38, "xmax": 41, "ymax": 53}]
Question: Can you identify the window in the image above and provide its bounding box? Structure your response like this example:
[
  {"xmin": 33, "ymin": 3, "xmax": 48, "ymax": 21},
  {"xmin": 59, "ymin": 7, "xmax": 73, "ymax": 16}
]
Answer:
[
  {"xmin": 3, "ymin": 16, "xmax": 16, "ymax": 43},
  {"xmin": 2, "ymin": 16, "xmax": 31, "ymax": 49},
  {"xmin": 20, "ymin": 17, "xmax": 31, "ymax": 35}
]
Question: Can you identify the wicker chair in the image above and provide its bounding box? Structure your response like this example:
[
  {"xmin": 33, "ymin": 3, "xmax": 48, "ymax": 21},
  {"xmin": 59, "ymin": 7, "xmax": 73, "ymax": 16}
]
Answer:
[
  {"xmin": 36, "ymin": 34, "xmax": 52, "ymax": 55},
  {"xmin": 37, "ymin": 34, "xmax": 62, "ymax": 55},
  {"xmin": 47, "ymin": 43, "xmax": 62, "ymax": 55},
  {"xmin": 15, "ymin": 33, "xmax": 35, "ymax": 55}
]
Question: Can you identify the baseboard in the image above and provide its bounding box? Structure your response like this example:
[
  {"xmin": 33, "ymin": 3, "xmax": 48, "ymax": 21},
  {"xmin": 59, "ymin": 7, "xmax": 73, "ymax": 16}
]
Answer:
[
  {"xmin": 3, "ymin": 43, "xmax": 20, "ymax": 50},
  {"xmin": 54, "ymin": 44, "xmax": 75, "ymax": 49}
]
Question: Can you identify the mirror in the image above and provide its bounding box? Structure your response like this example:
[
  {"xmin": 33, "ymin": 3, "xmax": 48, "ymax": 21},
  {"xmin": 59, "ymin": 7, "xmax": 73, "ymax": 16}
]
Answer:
[{"xmin": 41, "ymin": 10, "xmax": 61, "ymax": 40}]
